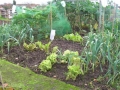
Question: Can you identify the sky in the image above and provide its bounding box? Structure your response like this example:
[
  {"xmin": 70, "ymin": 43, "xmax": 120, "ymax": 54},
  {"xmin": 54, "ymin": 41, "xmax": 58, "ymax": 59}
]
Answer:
[
  {"xmin": 0, "ymin": 0, "xmax": 120, "ymax": 6},
  {"xmin": 0, "ymin": 0, "xmax": 53, "ymax": 5}
]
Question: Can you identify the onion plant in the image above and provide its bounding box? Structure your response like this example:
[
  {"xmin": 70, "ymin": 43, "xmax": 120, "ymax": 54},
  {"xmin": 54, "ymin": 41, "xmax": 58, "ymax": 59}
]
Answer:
[
  {"xmin": 82, "ymin": 31, "xmax": 104, "ymax": 72},
  {"xmin": 81, "ymin": 22, "xmax": 120, "ymax": 84},
  {"xmin": 0, "ymin": 23, "xmax": 35, "ymax": 53},
  {"xmin": 0, "ymin": 24, "xmax": 19, "ymax": 53}
]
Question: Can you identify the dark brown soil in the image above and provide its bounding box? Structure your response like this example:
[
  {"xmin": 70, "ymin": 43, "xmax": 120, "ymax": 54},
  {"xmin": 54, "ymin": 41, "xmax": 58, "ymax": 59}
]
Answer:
[{"xmin": 0, "ymin": 39, "xmax": 114, "ymax": 90}]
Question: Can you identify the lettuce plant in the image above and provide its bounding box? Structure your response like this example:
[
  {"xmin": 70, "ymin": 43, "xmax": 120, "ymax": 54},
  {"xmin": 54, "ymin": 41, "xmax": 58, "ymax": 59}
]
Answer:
[
  {"xmin": 63, "ymin": 32, "xmax": 83, "ymax": 43},
  {"xmin": 43, "ymin": 42, "xmax": 51, "ymax": 53},
  {"xmin": 62, "ymin": 50, "xmax": 79, "ymax": 64},
  {"xmin": 66, "ymin": 65, "xmax": 81, "ymax": 80},
  {"xmin": 39, "ymin": 60, "xmax": 52, "ymax": 72},
  {"xmin": 39, "ymin": 52, "xmax": 58, "ymax": 72},
  {"xmin": 60, "ymin": 50, "xmax": 86, "ymax": 80},
  {"xmin": 52, "ymin": 46, "xmax": 58, "ymax": 53},
  {"xmin": 63, "ymin": 50, "xmax": 79, "ymax": 56},
  {"xmin": 23, "ymin": 42, "xmax": 36, "ymax": 51},
  {"xmin": 36, "ymin": 41, "xmax": 51, "ymax": 53},
  {"xmin": 46, "ymin": 53, "xmax": 57, "ymax": 65},
  {"xmin": 66, "ymin": 56, "xmax": 85, "ymax": 80},
  {"xmin": 35, "ymin": 41, "xmax": 44, "ymax": 50}
]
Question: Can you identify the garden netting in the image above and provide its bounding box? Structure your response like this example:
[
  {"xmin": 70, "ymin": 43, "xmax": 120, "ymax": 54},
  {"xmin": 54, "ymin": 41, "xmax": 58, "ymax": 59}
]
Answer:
[{"xmin": 14, "ymin": 3, "xmax": 72, "ymax": 40}]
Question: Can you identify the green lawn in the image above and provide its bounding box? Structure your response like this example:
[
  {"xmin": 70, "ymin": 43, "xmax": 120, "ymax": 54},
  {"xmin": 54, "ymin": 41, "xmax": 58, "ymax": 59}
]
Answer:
[{"xmin": 0, "ymin": 59, "xmax": 80, "ymax": 90}]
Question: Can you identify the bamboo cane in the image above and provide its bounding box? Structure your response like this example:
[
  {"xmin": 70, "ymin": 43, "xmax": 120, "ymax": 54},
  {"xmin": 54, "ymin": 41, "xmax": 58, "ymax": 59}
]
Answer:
[
  {"xmin": 98, "ymin": 0, "xmax": 102, "ymax": 31},
  {"xmin": 50, "ymin": 2, "xmax": 52, "ymax": 30},
  {"xmin": 101, "ymin": 9, "xmax": 104, "ymax": 32},
  {"xmin": 112, "ymin": 3, "xmax": 116, "ymax": 33}
]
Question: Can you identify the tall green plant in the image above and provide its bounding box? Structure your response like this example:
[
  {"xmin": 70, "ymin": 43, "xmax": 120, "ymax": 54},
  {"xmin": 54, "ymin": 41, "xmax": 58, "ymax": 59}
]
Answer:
[
  {"xmin": 0, "ymin": 24, "xmax": 20, "ymax": 53},
  {"xmin": 81, "ymin": 26, "xmax": 120, "ymax": 85}
]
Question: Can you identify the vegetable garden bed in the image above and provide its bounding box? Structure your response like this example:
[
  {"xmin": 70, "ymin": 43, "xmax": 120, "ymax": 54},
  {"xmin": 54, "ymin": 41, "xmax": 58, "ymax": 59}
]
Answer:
[{"xmin": 0, "ymin": 39, "xmax": 114, "ymax": 90}]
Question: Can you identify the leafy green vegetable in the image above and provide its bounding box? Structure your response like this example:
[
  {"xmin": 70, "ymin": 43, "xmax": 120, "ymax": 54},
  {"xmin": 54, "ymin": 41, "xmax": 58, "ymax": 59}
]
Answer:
[
  {"xmin": 63, "ymin": 50, "xmax": 71, "ymax": 56},
  {"xmin": 52, "ymin": 46, "xmax": 58, "ymax": 53},
  {"xmin": 39, "ymin": 52, "xmax": 57, "ymax": 72},
  {"xmin": 63, "ymin": 33, "xmax": 83, "ymax": 43},
  {"xmin": 66, "ymin": 65, "xmax": 81, "ymax": 80},
  {"xmin": 70, "ymin": 57, "xmax": 81, "ymax": 66},
  {"xmin": 60, "ymin": 49, "xmax": 85, "ymax": 80},
  {"xmin": 46, "ymin": 53, "xmax": 57, "ymax": 65},
  {"xmin": 62, "ymin": 50, "xmax": 79, "ymax": 64},
  {"xmin": 44, "ymin": 42, "xmax": 51, "ymax": 53},
  {"xmin": 35, "ymin": 41, "xmax": 42, "ymax": 49},
  {"xmin": 23, "ymin": 42, "xmax": 36, "ymax": 51},
  {"xmin": 39, "ymin": 60, "xmax": 52, "ymax": 72},
  {"xmin": 36, "ymin": 41, "xmax": 51, "ymax": 53}
]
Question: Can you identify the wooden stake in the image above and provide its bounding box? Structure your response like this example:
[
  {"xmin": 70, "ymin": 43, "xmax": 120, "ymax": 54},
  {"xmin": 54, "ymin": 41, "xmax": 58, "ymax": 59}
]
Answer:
[
  {"xmin": 50, "ymin": 2, "xmax": 52, "ymax": 30},
  {"xmin": 98, "ymin": 0, "xmax": 102, "ymax": 31},
  {"xmin": 102, "ymin": 10, "xmax": 104, "ymax": 32},
  {"xmin": 64, "ymin": 6, "xmax": 66, "ymax": 17},
  {"xmin": 112, "ymin": 3, "xmax": 116, "ymax": 33}
]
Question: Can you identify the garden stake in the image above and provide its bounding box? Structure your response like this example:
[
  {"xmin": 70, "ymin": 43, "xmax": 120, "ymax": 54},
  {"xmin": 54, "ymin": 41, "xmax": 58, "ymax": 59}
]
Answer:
[
  {"xmin": 112, "ymin": 3, "xmax": 116, "ymax": 33},
  {"xmin": 50, "ymin": 2, "xmax": 52, "ymax": 30},
  {"xmin": 101, "ymin": 10, "xmax": 104, "ymax": 32},
  {"xmin": 98, "ymin": 0, "xmax": 102, "ymax": 31}
]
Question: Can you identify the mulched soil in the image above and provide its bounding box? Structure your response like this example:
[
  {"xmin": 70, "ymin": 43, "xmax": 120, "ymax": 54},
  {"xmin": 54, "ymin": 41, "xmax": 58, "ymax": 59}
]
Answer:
[{"xmin": 0, "ymin": 39, "xmax": 115, "ymax": 90}]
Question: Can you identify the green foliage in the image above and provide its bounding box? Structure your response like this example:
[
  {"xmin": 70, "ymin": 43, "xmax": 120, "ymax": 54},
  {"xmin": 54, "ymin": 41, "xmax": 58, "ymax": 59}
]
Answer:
[
  {"xmin": 13, "ymin": 5, "xmax": 57, "ymax": 29},
  {"xmin": 61, "ymin": 50, "xmax": 79, "ymax": 64},
  {"xmin": 52, "ymin": 46, "xmax": 58, "ymax": 53},
  {"xmin": 66, "ymin": 65, "xmax": 81, "ymax": 80},
  {"xmin": 39, "ymin": 60, "xmax": 52, "ymax": 72},
  {"xmin": 52, "ymin": 17, "xmax": 72, "ymax": 36},
  {"xmin": 104, "ymin": 22, "xmax": 112, "ymax": 30},
  {"xmin": 0, "ymin": 24, "xmax": 22, "ymax": 53},
  {"xmin": 81, "ymin": 27, "xmax": 120, "ymax": 84},
  {"xmin": 35, "ymin": 41, "xmax": 43, "ymax": 49},
  {"xmin": 0, "ymin": 22, "xmax": 39, "ymax": 53},
  {"xmin": 36, "ymin": 41, "xmax": 51, "ymax": 53},
  {"xmin": 23, "ymin": 42, "xmax": 36, "ymax": 51},
  {"xmin": 84, "ymin": 32, "xmax": 104, "ymax": 71},
  {"xmin": 70, "ymin": 57, "xmax": 81, "ymax": 66},
  {"xmin": 12, "ymin": 5, "xmax": 56, "ymax": 40},
  {"xmin": 12, "ymin": 4, "xmax": 72, "ymax": 40},
  {"xmin": 2, "ymin": 23, "xmax": 34, "ymax": 44},
  {"xmin": 63, "ymin": 50, "xmax": 79, "ymax": 57},
  {"xmin": 43, "ymin": 42, "xmax": 51, "ymax": 53},
  {"xmin": 66, "ymin": 56, "xmax": 85, "ymax": 80},
  {"xmin": 63, "ymin": 50, "xmax": 71, "ymax": 57},
  {"xmin": 77, "ymin": 0, "xmax": 99, "ymax": 15},
  {"xmin": 61, "ymin": 50, "xmax": 73, "ymax": 63},
  {"xmin": 23, "ymin": 41, "xmax": 51, "ymax": 53},
  {"xmin": 0, "ymin": 60, "xmax": 80, "ymax": 90},
  {"xmin": 57, "ymin": 49, "xmax": 85, "ymax": 80},
  {"xmin": 46, "ymin": 53, "xmax": 57, "ymax": 65},
  {"xmin": 39, "ymin": 52, "xmax": 57, "ymax": 72},
  {"xmin": 56, "ymin": 0, "xmax": 99, "ymax": 31},
  {"xmin": 39, "ymin": 45, "xmax": 58, "ymax": 72},
  {"xmin": 57, "ymin": 50, "xmax": 67, "ymax": 63},
  {"xmin": 63, "ymin": 33, "xmax": 83, "ymax": 43}
]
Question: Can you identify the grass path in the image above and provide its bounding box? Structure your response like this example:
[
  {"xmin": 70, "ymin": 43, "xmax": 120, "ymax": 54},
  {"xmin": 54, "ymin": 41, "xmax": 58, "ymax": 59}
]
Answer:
[{"xmin": 0, "ymin": 59, "xmax": 80, "ymax": 90}]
